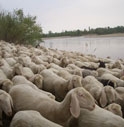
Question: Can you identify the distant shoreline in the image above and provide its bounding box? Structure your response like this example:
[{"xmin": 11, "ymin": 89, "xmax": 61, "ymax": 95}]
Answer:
[
  {"xmin": 43, "ymin": 33, "xmax": 124, "ymax": 40},
  {"xmin": 84, "ymin": 33, "xmax": 124, "ymax": 38}
]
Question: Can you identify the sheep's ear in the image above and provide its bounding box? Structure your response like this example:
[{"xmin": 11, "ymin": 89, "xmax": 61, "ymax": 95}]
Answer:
[
  {"xmin": 70, "ymin": 93, "xmax": 80, "ymax": 118},
  {"xmin": 99, "ymin": 89, "xmax": 107, "ymax": 107},
  {"xmin": 106, "ymin": 87, "xmax": 116, "ymax": 103},
  {"xmin": 68, "ymin": 80, "xmax": 73, "ymax": 90},
  {"xmin": 10, "ymin": 96, "xmax": 14, "ymax": 108}
]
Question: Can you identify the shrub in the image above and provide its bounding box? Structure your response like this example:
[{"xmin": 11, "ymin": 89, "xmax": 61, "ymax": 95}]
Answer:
[{"xmin": 0, "ymin": 9, "xmax": 42, "ymax": 45}]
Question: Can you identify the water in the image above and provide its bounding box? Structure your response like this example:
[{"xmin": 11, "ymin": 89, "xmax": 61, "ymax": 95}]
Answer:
[{"xmin": 43, "ymin": 36, "xmax": 124, "ymax": 60}]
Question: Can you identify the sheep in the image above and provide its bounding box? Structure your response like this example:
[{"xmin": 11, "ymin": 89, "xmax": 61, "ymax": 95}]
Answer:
[
  {"xmin": 14, "ymin": 63, "xmax": 34, "ymax": 79},
  {"xmin": 100, "ymin": 73, "xmax": 124, "ymax": 87},
  {"xmin": 12, "ymin": 75, "xmax": 55, "ymax": 100},
  {"xmin": 17, "ymin": 56, "xmax": 32, "ymax": 67},
  {"xmin": 67, "ymin": 69, "xmax": 82, "ymax": 77},
  {"xmin": 0, "ymin": 59, "xmax": 15, "ymax": 79},
  {"xmin": 96, "ymin": 85, "xmax": 124, "ymax": 117},
  {"xmin": 0, "ymin": 90, "xmax": 13, "ymax": 127},
  {"xmin": 0, "ymin": 69, "xmax": 7, "ymax": 85},
  {"xmin": 98, "ymin": 86, "xmax": 118, "ymax": 108},
  {"xmin": 29, "ymin": 74, "xmax": 43, "ymax": 89},
  {"xmin": 82, "ymin": 69, "xmax": 98, "ymax": 78},
  {"xmin": 81, "ymin": 76, "xmax": 103, "ymax": 102},
  {"xmin": 112, "ymin": 60, "xmax": 124, "ymax": 69},
  {"xmin": 53, "ymin": 57, "xmax": 61, "ymax": 65},
  {"xmin": 97, "ymin": 67, "xmax": 121, "ymax": 77},
  {"xmin": 84, "ymin": 55, "xmax": 99, "ymax": 62},
  {"xmin": 12, "ymin": 75, "xmax": 34, "ymax": 86},
  {"xmin": 31, "ymin": 55, "xmax": 48, "ymax": 66},
  {"xmin": 38, "ymin": 55, "xmax": 53, "ymax": 63},
  {"xmin": 66, "ymin": 64, "xmax": 83, "ymax": 72},
  {"xmin": 27, "ymin": 62, "xmax": 46, "ymax": 74},
  {"xmin": 5, "ymin": 58, "xmax": 17, "ymax": 67},
  {"xmin": 10, "ymin": 110, "xmax": 63, "ymax": 127},
  {"xmin": 56, "ymin": 69, "xmax": 82, "ymax": 81},
  {"xmin": 115, "ymin": 87, "xmax": 124, "ymax": 117},
  {"xmin": 76, "ymin": 55, "xmax": 89, "ymax": 62},
  {"xmin": 68, "ymin": 105, "xmax": 124, "ymax": 127},
  {"xmin": 0, "ymin": 79, "xmax": 13, "ymax": 93},
  {"xmin": 60, "ymin": 57, "xmax": 71, "ymax": 67},
  {"xmin": 41, "ymin": 69, "xmax": 82, "ymax": 101},
  {"xmin": 30, "ymin": 47, "xmax": 43, "ymax": 55},
  {"xmin": 1, "ymin": 50, "xmax": 13, "ymax": 58},
  {"xmin": 75, "ymin": 61, "xmax": 99, "ymax": 70},
  {"xmin": 104, "ymin": 103, "xmax": 123, "ymax": 117},
  {"xmin": 9, "ymin": 85, "xmax": 95, "ymax": 126},
  {"xmin": 47, "ymin": 63, "xmax": 64, "ymax": 71}
]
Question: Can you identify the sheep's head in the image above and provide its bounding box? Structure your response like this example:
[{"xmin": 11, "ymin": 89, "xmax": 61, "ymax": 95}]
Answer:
[
  {"xmin": 2, "ymin": 79, "xmax": 13, "ymax": 93},
  {"xmin": 68, "ymin": 76, "xmax": 82, "ymax": 90},
  {"xmin": 105, "ymin": 103, "xmax": 122, "ymax": 117},
  {"xmin": 0, "ymin": 90, "xmax": 13, "ymax": 116},
  {"xmin": 33, "ymin": 74, "xmax": 43, "ymax": 89},
  {"xmin": 99, "ymin": 86, "xmax": 119, "ymax": 108},
  {"xmin": 69, "ymin": 87, "xmax": 95, "ymax": 118}
]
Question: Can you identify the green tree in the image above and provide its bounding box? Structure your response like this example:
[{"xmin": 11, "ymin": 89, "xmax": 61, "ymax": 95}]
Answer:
[{"xmin": 0, "ymin": 9, "xmax": 42, "ymax": 45}]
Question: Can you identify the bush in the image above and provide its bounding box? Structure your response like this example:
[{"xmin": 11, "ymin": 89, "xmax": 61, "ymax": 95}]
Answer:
[{"xmin": 0, "ymin": 9, "xmax": 42, "ymax": 45}]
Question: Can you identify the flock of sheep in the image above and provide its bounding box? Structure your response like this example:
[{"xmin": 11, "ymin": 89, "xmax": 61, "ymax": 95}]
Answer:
[{"xmin": 0, "ymin": 40, "xmax": 124, "ymax": 127}]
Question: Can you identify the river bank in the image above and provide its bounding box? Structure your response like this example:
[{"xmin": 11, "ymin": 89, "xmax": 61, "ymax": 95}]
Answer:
[{"xmin": 43, "ymin": 33, "xmax": 124, "ymax": 40}]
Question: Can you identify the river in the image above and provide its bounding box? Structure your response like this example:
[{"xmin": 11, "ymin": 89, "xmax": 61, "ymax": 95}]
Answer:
[{"xmin": 43, "ymin": 36, "xmax": 124, "ymax": 60}]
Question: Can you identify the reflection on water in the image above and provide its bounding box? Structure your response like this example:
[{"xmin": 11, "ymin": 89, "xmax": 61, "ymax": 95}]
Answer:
[{"xmin": 43, "ymin": 36, "xmax": 124, "ymax": 60}]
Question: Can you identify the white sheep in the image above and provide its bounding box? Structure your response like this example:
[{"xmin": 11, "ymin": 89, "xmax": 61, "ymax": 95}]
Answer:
[
  {"xmin": 112, "ymin": 60, "xmax": 124, "ymax": 69},
  {"xmin": 14, "ymin": 63, "xmax": 34, "ymax": 79},
  {"xmin": 105, "ymin": 103, "xmax": 123, "ymax": 117},
  {"xmin": 100, "ymin": 73, "xmax": 124, "ymax": 87},
  {"xmin": 66, "ymin": 64, "xmax": 83, "ymax": 72},
  {"xmin": 68, "ymin": 105, "xmax": 124, "ymax": 127},
  {"xmin": 60, "ymin": 57, "xmax": 71, "ymax": 67},
  {"xmin": 57, "ymin": 69, "xmax": 82, "ymax": 81},
  {"xmin": 0, "ymin": 59, "xmax": 15, "ymax": 79},
  {"xmin": 9, "ymin": 85, "xmax": 95, "ymax": 126},
  {"xmin": 47, "ymin": 63, "xmax": 64, "ymax": 71},
  {"xmin": 0, "ymin": 90, "xmax": 13, "ymax": 127},
  {"xmin": 5, "ymin": 57, "xmax": 17, "ymax": 67},
  {"xmin": 97, "ymin": 67, "xmax": 121, "ymax": 77},
  {"xmin": 31, "ymin": 55, "xmax": 48, "ymax": 66},
  {"xmin": 10, "ymin": 110, "xmax": 63, "ymax": 127},
  {"xmin": 38, "ymin": 54, "xmax": 53, "ymax": 63},
  {"xmin": 0, "ymin": 69, "xmax": 7, "ymax": 84},
  {"xmin": 41, "ymin": 69, "xmax": 82, "ymax": 101},
  {"xmin": 12, "ymin": 75, "xmax": 34, "ymax": 86},
  {"xmin": 17, "ymin": 55, "xmax": 32, "ymax": 67},
  {"xmin": 74, "ymin": 61, "xmax": 99, "ymax": 70},
  {"xmin": 29, "ymin": 74, "xmax": 43, "ymax": 89},
  {"xmin": 1, "ymin": 79, "xmax": 13, "ymax": 93},
  {"xmin": 82, "ymin": 69, "xmax": 98, "ymax": 77},
  {"xmin": 81, "ymin": 76, "xmax": 103, "ymax": 102},
  {"xmin": 53, "ymin": 57, "xmax": 61, "ymax": 65},
  {"xmin": 115, "ymin": 87, "xmax": 124, "ymax": 117},
  {"xmin": 67, "ymin": 69, "xmax": 82, "ymax": 77},
  {"xmin": 12, "ymin": 75, "xmax": 55, "ymax": 100},
  {"xmin": 28, "ymin": 62, "xmax": 46, "ymax": 74},
  {"xmin": 98, "ymin": 86, "xmax": 118, "ymax": 108}
]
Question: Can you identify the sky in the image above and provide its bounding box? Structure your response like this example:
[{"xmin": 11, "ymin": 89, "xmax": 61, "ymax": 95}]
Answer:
[{"xmin": 0, "ymin": 0, "xmax": 124, "ymax": 33}]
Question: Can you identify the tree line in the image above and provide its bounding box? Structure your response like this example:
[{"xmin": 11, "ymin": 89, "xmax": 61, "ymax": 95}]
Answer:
[{"xmin": 43, "ymin": 26, "xmax": 124, "ymax": 38}]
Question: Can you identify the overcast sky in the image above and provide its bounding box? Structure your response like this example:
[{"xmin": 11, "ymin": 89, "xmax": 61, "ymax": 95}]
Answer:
[{"xmin": 0, "ymin": 0, "xmax": 124, "ymax": 33}]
